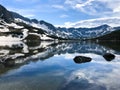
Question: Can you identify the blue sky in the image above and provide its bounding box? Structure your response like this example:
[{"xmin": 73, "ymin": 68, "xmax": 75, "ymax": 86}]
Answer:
[{"xmin": 1, "ymin": 0, "xmax": 120, "ymax": 26}]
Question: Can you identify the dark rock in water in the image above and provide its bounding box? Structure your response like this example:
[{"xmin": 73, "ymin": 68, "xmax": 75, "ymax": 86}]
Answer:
[
  {"xmin": 103, "ymin": 53, "xmax": 115, "ymax": 61},
  {"xmin": 73, "ymin": 56, "xmax": 92, "ymax": 64}
]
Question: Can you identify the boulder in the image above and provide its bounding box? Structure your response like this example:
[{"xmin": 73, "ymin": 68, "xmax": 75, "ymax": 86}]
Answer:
[
  {"xmin": 103, "ymin": 53, "xmax": 115, "ymax": 61},
  {"xmin": 73, "ymin": 56, "xmax": 92, "ymax": 64}
]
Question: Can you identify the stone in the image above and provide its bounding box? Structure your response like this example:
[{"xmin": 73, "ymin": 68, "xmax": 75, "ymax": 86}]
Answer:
[
  {"xmin": 73, "ymin": 56, "xmax": 92, "ymax": 64},
  {"xmin": 103, "ymin": 53, "xmax": 115, "ymax": 61}
]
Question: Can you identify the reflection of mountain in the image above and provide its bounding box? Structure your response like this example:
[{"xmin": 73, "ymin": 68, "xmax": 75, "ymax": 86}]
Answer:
[
  {"xmin": 0, "ymin": 41, "xmax": 120, "ymax": 74},
  {"xmin": 97, "ymin": 41, "xmax": 120, "ymax": 53}
]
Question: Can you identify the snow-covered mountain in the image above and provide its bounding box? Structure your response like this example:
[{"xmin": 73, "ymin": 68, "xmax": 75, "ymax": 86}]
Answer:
[
  {"xmin": 0, "ymin": 4, "xmax": 119, "ymax": 40},
  {"xmin": 57, "ymin": 24, "xmax": 115, "ymax": 39},
  {"xmin": 0, "ymin": 5, "xmax": 56, "ymax": 41}
]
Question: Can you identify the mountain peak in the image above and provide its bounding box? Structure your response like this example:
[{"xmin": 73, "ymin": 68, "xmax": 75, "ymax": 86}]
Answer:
[
  {"xmin": 31, "ymin": 19, "xmax": 39, "ymax": 24},
  {"xmin": 93, "ymin": 24, "xmax": 110, "ymax": 29},
  {"xmin": 39, "ymin": 20, "xmax": 56, "ymax": 31},
  {"xmin": 100, "ymin": 24, "xmax": 110, "ymax": 27}
]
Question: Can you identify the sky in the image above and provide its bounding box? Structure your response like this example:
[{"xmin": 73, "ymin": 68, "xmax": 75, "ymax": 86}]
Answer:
[{"xmin": 1, "ymin": 0, "xmax": 120, "ymax": 27}]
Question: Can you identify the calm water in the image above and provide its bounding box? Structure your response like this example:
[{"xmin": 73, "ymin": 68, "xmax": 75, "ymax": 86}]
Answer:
[{"xmin": 0, "ymin": 41, "xmax": 120, "ymax": 90}]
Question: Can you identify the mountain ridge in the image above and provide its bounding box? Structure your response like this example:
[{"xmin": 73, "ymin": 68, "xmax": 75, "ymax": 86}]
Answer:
[{"xmin": 0, "ymin": 4, "xmax": 119, "ymax": 41}]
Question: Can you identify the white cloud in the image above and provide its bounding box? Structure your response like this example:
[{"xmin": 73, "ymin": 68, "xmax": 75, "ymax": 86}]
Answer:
[
  {"xmin": 56, "ymin": 17, "xmax": 120, "ymax": 28},
  {"xmin": 15, "ymin": 0, "xmax": 39, "ymax": 3},
  {"xmin": 60, "ymin": 14, "xmax": 69, "ymax": 18},
  {"xmin": 64, "ymin": 0, "xmax": 120, "ymax": 16},
  {"xmin": 23, "ymin": 14, "xmax": 35, "ymax": 18},
  {"xmin": 52, "ymin": 5, "xmax": 66, "ymax": 10}
]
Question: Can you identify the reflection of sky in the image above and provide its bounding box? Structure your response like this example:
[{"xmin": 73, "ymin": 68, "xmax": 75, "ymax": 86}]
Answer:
[
  {"xmin": 60, "ymin": 54, "xmax": 120, "ymax": 90},
  {"xmin": 0, "ymin": 53, "xmax": 120, "ymax": 90},
  {"xmin": 63, "ymin": 64, "xmax": 120, "ymax": 90}
]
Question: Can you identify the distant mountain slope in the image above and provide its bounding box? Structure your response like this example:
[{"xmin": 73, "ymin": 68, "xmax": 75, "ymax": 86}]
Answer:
[
  {"xmin": 94, "ymin": 30, "xmax": 120, "ymax": 40},
  {"xmin": 11, "ymin": 11, "xmax": 31, "ymax": 23},
  {"xmin": 57, "ymin": 24, "xmax": 114, "ymax": 39},
  {"xmin": 0, "ymin": 5, "xmax": 54, "ymax": 41}
]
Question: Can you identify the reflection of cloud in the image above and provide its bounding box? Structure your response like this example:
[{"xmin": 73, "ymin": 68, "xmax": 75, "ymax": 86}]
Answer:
[
  {"xmin": 57, "ymin": 53, "xmax": 104, "ymax": 60},
  {"xmin": 64, "ymin": 61, "xmax": 120, "ymax": 90},
  {"xmin": 61, "ymin": 53, "xmax": 78, "ymax": 60}
]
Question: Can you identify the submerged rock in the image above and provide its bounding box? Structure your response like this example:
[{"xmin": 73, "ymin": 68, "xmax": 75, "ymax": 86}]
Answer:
[
  {"xmin": 73, "ymin": 56, "xmax": 92, "ymax": 64},
  {"xmin": 103, "ymin": 53, "xmax": 115, "ymax": 61}
]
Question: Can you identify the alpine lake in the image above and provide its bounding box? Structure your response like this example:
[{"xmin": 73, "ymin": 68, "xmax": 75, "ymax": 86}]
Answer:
[{"xmin": 0, "ymin": 40, "xmax": 120, "ymax": 90}]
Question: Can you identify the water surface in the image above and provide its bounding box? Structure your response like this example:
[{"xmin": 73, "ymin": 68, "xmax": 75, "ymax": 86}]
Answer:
[{"xmin": 0, "ymin": 41, "xmax": 120, "ymax": 90}]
